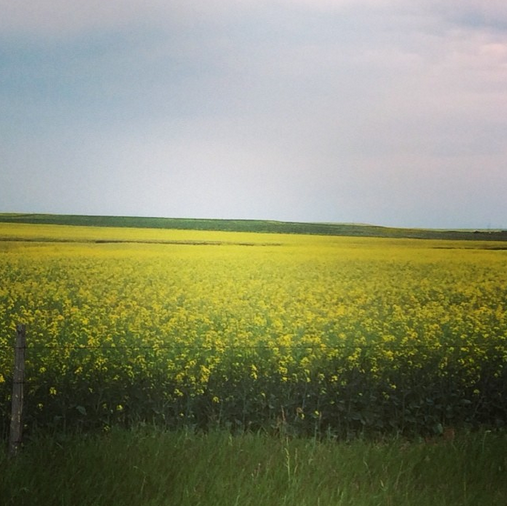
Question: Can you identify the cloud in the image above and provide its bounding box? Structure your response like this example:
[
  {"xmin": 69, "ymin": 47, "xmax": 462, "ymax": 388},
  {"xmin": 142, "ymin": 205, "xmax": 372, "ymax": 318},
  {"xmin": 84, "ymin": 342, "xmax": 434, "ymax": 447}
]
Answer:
[
  {"xmin": 430, "ymin": 0, "xmax": 507, "ymax": 31},
  {"xmin": 0, "ymin": 1, "xmax": 142, "ymax": 36},
  {"xmin": 2, "ymin": 0, "xmax": 506, "ymax": 40},
  {"xmin": 0, "ymin": 0, "xmax": 265, "ymax": 38},
  {"xmin": 1, "ymin": 1, "xmax": 506, "ymax": 226}
]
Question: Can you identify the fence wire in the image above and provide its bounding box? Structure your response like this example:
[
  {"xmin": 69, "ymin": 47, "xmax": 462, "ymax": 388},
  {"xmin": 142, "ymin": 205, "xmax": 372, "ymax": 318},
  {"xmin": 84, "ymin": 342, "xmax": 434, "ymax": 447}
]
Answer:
[{"xmin": 0, "ymin": 342, "xmax": 502, "ymax": 351}]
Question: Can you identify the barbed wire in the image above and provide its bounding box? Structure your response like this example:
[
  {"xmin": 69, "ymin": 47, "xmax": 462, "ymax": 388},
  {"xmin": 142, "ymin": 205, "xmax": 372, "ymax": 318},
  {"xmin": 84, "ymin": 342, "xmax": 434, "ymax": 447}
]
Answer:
[{"xmin": 0, "ymin": 342, "xmax": 503, "ymax": 351}]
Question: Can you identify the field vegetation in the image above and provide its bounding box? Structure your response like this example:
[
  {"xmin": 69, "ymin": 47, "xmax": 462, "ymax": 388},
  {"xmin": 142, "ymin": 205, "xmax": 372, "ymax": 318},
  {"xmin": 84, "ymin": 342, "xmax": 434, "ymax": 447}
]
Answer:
[
  {"xmin": 1, "ymin": 222, "xmax": 506, "ymax": 439},
  {"xmin": 2, "ymin": 429, "xmax": 507, "ymax": 506},
  {"xmin": 2, "ymin": 212, "xmax": 507, "ymax": 241}
]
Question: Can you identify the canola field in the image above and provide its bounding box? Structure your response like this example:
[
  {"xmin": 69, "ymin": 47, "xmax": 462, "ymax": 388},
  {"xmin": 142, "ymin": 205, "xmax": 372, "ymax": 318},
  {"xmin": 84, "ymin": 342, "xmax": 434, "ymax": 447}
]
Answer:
[{"xmin": 1, "ymin": 223, "xmax": 507, "ymax": 437}]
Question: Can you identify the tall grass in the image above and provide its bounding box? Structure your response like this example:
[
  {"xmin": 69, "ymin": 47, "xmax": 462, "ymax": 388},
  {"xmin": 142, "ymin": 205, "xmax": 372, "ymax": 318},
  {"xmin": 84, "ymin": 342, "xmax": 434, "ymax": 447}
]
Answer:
[{"xmin": 2, "ymin": 429, "xmax": 506, "ymax": 506}]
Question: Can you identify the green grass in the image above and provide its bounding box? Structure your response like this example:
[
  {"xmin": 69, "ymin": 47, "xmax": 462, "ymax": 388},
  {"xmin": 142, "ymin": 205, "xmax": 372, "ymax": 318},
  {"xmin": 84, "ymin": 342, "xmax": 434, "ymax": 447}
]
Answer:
[
  {"xmin": 2, "ymin": 429, "xmax": 506, "ymax": 506},
  {"xmin": 1, "ymin": 213, "xmax": 507, "ymax": 241}
]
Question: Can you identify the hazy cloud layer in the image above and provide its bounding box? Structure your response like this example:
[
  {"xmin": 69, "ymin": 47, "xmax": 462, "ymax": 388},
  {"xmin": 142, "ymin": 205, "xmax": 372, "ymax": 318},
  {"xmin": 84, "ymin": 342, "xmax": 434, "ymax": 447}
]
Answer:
[{"xmin": 1, "ymin": 1, "xmax": 506, "ymax": 227}]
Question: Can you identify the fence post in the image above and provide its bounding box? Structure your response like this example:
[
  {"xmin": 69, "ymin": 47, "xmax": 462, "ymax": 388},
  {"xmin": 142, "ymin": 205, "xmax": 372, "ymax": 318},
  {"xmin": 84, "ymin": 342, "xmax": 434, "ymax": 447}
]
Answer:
[{"xmin": 9, "ymin": 324, "xmax": 26, "ymax": 458}]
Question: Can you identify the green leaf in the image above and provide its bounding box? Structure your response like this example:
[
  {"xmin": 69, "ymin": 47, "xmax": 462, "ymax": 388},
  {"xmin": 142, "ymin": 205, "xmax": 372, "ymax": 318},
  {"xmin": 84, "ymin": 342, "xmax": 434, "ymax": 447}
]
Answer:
[{"xmin": 76, "ymin": 405, "xmax": 87, "ymax": 416}]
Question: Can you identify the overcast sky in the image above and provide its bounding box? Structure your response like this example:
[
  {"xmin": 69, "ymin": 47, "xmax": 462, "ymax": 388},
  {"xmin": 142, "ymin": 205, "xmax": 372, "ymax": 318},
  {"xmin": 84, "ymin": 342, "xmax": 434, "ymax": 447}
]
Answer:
[{"xmin": 1, "ymin": 1, "xmax": 506, "ymax": 228}]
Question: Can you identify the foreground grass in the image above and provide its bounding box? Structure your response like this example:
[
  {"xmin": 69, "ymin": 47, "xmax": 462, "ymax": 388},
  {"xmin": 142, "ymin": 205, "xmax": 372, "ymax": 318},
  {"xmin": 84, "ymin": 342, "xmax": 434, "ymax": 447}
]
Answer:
[{"xmin": 1, "ymin": 430, "xmax": 506, "ymax": 506}]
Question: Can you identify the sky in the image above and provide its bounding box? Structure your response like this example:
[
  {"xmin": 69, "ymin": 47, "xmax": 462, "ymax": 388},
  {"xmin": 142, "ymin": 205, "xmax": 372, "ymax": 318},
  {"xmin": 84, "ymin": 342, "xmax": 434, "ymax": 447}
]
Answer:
[{"xmin": 1, "ymin": 1, "xmax": 506, "ymax": 229}]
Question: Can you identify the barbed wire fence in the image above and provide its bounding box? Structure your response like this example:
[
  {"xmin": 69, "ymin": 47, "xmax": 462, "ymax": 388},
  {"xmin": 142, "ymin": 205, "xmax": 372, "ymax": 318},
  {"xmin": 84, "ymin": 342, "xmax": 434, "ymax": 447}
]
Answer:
[{"xmin": 2, "ymin": 324, "xmax": 506, "ymax": 456}]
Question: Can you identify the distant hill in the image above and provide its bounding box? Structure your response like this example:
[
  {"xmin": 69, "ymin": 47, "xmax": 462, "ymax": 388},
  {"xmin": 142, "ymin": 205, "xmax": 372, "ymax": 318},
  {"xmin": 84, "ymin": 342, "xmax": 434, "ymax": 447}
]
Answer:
[{"xmin": 1, "ymin": 213, "xmax": 506, "ymax": 241}]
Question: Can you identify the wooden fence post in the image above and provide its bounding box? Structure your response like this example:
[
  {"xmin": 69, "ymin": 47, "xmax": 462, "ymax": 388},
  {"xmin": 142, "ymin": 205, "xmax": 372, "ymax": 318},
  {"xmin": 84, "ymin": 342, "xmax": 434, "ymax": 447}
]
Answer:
[{"xmin": 9, "ymin": 324, "xmax": 26, "ymax": 458}]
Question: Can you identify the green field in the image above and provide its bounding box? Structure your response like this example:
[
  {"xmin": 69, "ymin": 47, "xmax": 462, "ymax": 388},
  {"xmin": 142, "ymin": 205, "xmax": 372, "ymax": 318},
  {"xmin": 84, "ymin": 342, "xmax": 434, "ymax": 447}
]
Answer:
[{"xmin": 2, "ymin": 212, "xmax": 507, "ymax": 241}]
